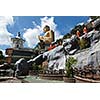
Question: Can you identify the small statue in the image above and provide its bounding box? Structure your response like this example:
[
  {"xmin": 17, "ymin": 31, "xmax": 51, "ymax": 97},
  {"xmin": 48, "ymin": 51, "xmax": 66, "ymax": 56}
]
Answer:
[{"xmin": 17, "ymin": 32, "xmax": 21, "ymax": 37}]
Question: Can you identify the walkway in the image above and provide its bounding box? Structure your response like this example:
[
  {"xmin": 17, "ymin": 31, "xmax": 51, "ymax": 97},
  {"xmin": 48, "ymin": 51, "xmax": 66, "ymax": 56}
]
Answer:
[{"xmin": 22, "ymin": 75, "xmax": 64, "ymax": 83}]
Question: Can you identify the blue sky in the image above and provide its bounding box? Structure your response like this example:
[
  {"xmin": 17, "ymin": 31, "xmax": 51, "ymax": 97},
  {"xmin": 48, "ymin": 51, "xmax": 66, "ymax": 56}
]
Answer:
[
  {"xmin": 7, "ymin": 16, "xmax": 89, "ymax": 35},
  {"xmin": 0, "ymin": 16, "xmax": 90, "ymax": 53}
]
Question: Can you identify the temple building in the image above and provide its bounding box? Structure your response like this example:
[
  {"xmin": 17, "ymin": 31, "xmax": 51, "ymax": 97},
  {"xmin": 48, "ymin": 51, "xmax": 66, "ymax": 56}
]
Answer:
[
  {"xmin": 11, "ymin": 32, "xmax": 25, "ymax": 49},
  {"xmin": 5, "ymin": 32, "xmax": 34, "ymax": 65}
]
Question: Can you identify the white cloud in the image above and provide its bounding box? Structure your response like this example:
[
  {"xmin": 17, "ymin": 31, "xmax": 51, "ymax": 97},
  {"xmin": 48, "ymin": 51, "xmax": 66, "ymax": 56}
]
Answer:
[
  {"xmin": 77, "ymin": 22, "xmax": 84, "ymax": 26},
  {"xmin": 87, "ymin": 18, "xmax": 92, "ymax": 22},
  {"xmin": 70, "ymin": 27, "xmax": 73, "ymax": 31},
  {"xmin": 55, "ymin": 30, "xmax": 63, "ymax": 40},
  {"xmin": 40, "ymin": 16, "xmax": 57, "ymax": 31},
  {"xmin": 23, "ymin": 16, "xmax": 63, "ymax": 48},
  {"xmin": 23, "ymin": 28, "xmax": 41, "ymax": 47},
  {"xmin": 0, "ymin": 16, "xmax": 14, "ymax": 46}
]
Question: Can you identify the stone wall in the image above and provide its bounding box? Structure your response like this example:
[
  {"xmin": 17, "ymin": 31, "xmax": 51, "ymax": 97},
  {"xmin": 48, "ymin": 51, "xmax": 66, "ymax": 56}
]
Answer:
[{"xmin": 71, "ymin": 41, "xmax": 100, "ymax": 68}]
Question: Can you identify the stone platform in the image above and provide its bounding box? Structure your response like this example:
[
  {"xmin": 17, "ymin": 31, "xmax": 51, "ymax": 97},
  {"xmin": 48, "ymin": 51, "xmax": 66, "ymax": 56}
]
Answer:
[
  {"xmin": 39, "ymin": 74, "xmax": 64, "ymax": 81},
  {"xmin": 74, "ymin": 76, "xmax": 100, "ymax": 83}
]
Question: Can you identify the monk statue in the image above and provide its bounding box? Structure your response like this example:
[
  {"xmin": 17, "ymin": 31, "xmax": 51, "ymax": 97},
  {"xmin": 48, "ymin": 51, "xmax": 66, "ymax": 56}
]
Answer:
[{"xmin": 38, "ymin": 25, "xmax": 55, "ymax": 44}]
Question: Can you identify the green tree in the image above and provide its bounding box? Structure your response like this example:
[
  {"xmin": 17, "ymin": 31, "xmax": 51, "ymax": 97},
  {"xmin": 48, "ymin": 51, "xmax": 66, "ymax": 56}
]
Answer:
[
  {"xmin": 90, "ymin": 16, "xmax": 100, "ymax": 20},
  {"xmin": 63, "ymin": 33, "xmax": 72, "ymax": 39},
  {"xmin": 65, "ymin": 57, "xmax": 77, "ymax": 78}
]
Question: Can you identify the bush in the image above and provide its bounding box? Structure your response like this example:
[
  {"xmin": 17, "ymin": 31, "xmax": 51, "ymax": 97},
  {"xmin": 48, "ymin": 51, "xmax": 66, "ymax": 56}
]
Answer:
[
  {"xmin": 32, "ymin": 63, "xmax": 42, "ymax": 70},
  {"xmin": 79, "ymin": 38, "xmax": 89, "ymax": 50},
  {"xmin": 66, "ymin": 57, "xmax": 77, "ymax": 78}
]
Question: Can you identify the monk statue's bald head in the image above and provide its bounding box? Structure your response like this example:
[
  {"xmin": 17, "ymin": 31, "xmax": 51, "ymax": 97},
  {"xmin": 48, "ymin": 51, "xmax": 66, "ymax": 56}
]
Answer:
[{"xmin": 43, "ymin": 25, "xmax": 50, "ymax": 33}]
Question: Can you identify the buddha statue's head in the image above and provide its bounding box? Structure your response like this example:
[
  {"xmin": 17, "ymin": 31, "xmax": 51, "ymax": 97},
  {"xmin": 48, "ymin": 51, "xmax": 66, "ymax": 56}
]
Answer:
[{"xmin": 43, "ymin": 25, "xmax": 50, "ymax": 33}]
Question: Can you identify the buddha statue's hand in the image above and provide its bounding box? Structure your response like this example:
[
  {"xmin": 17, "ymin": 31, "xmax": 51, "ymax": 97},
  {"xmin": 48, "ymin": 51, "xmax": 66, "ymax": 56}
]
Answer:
[{"xmin": 38, "ymin": 35, "xmax": 44, "ymax": 40}]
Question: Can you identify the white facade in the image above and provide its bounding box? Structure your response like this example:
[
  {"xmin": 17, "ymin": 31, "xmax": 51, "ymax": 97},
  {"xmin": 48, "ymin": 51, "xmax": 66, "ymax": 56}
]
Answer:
[{"xmin": 11, "ymin": 33, "xmax": 25, "ymax": 49}]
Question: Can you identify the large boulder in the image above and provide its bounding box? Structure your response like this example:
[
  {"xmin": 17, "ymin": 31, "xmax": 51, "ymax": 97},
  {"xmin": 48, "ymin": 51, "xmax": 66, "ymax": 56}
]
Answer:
[
  {"xmin": 44, "ymin": 45, "xmax": 66, "ymax": 71},
  {"xmin": 93, "ymin": 18, "xmax": 100, "ymax": 28},
  {"xmin": 14, "ymin": 58, "xmax": 29, "ymax": 77},
  {"xmin": 72, "ymin": 41, "xmax": 100, "ymax": 68},
  {"xmin": 28, "ymin": 45, "xmax": 67, "ymax": 71},
  {"xmin": 87, "ymin": 51, "xmax": 99, "ymax": 67}
]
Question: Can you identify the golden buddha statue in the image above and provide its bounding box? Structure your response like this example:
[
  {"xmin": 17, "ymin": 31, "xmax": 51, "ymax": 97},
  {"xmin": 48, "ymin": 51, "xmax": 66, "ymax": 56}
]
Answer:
[{"xmin": 38, "ymin": 25, "xmax": 55, "ymax": 44}]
